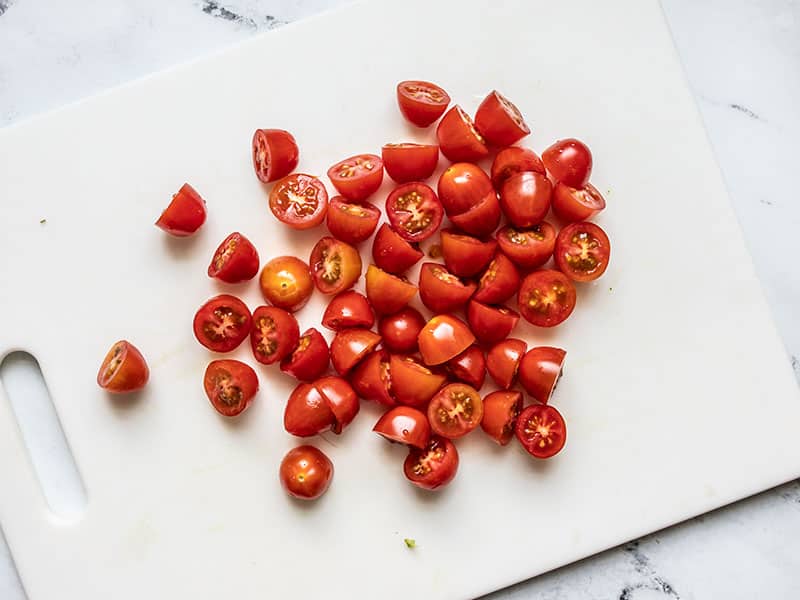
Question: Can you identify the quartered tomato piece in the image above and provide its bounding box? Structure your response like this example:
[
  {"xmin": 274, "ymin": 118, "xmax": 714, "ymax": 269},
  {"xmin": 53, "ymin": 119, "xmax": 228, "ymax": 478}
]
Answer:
[
  {"xmin": 314, "ymin": 376, "xmax": 359, "ymax": 434},
  {"xmin": 193, "ymin": 295, "xmax": 253, "ymax": 352},
  {"xmin": 418, "ymin": 315, "xmax": 475, "ymax": 366},
  {"xmin": 252, "ymin": 128, "xmax": 299, "ymax": 183},
  {"xmin": 279, "ymin": 445, "xmax": 333, "ymax": 500},
  {"xmin": 437, "ymin": 163, "xmax": 494, "ymax": 217},
  {"xmin": 97, "ymin": 340, "xmax": 149, "ymax": 393},
  {"xmin": 371, "ymin": 223, "xmax": 424, "ymax": 274},
  {"xmin": 448, "ymin": 191, "xmax": 501, "ymax": 238},
  {"xmin": 554, "ymin": 221, "xmax": 611, "ymax": 282},
  {"xmin": 365, "ymin": 264, "xmax": 418, "ymax": 315},
  {"xmin": 269, "ymin": 173, "xmax": 328, "ymax": 230},
  {"xmin": 382, "ymin": 143, "xmax": 440, "ymax": 183},
  {"xmin": 208, "ymin": 232, "xmax": 260, "ymax": 283},
  {"xmin": 326, "ymin": 196, "xmax": 381, "ymax": 245},
  {"xmin": 496, "ymin": 224, "xmax": 556, "ymax": 270},
  {"xmin": 327, "ymin": 154, "xmax": 384, "ymax": 202},
  {"xmin": 552, "ymin": 182, "xmax": 606, "ymax": 223},
  {"xmin": 486, "ymin": 338, "xmax": 527, "ymax": 389},
  {"xmin": 515, "ymin": 404, "xmax": 567, "ymax": 459},
  {"xmin": 203, "ymin": 359, "xmax": 258, "ymax": 417},
  {"xmin": 436, "ymin": 105, "xmax": 489, "ymax": 162},
  {"xmin": 330, "ymin": 328, "xmax": 381, "ymax": 375},
  {"xmin": 350, "ymin": 350, "xmax": 395, "ymax": 406},
  {"xmin": 403, "ymin": 436, "xmax": 459, "ymax": 490},
  {"xmin": 385, "ymin": 182, "xmax": 443, "ymax": 243},
  {"xmin": 390, "ymin": 355, "xmax": 447, "ymax": 408},
  {"xmin": 418, "ymin": 262, "xmax": 477, "ymax": 314},
  {"xmin": 259, "ymin": 256, "xmax": 313, "ymax": 312},
  {"xmin": 445, "ymin": 345, "xmax": 486, "ymax": 390},
  {"xmin": 481, "ymin": 390, "xmax": 522, "ymax": 446},
  {"xmin": 378, "ymin": 307, "xmax": 426, "ymax": 354},
  {"xmin": 519, "ymin": 346, "xmax": 566, "ymax": 404},
  {"xmin": 518, "ymin": 270, "xmax": 577, "ymax": 327},
  {"xmin": 374, "ymin": 406, "xmax": 431, "ymax": 449},
  {"xmin": 542, "ymin": 138, "xmax": 592, "ymax": 188},
  {"xmin": 474, "ymin": 90, "xmax": 530, "ymax": 147},
  {"xmin": 500, "ymin": 171, "xmax": 553, "ymax": 229},
  {"xmin": 428, "ymin": 383, "xmax": 483, "ymax": 439},
  {"xmin": 473, "ymin": 252, "xmax": 521, "ymax": 305},
  {"xmin": 280, "ymin": 328, "xmax": 330, "ymax": 382},
  {"xmin": 322, "ymin": 290, "xmax": 375, "ymax": 331},
  {"xmin": 467, "ymin": 301, "xmax": 520, "ymax": 345},
  {"xmin": 250, "ymin": 306, "xmax": 300, "ymax": 365},
  {"xmin": 440, "ymin": 230, "xmax": 497, "ymax": 278},
  {"xmin": 284, "ymin": 382, "xmax": 336, "ymax": 437},
  {"xmin": 155, "ymin": 183, "xmax": 206, "ymax": 237},
  {"xmin": 490, "ymin": 147, "xmax": 545, "ymax": 189},
  {"xmin": 309, "ymin": 236, "xmax": 362, "ymax": 294},
  {"xmin": 396, "ymin": 80, "xmax": 451, "ymax": 128}
]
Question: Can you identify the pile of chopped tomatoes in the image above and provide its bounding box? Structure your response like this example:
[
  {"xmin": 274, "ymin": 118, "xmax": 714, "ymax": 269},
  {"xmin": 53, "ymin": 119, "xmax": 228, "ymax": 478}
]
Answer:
[{"xmin": 97, "ymin": 80, "xmax": 610, "ymax": 501}]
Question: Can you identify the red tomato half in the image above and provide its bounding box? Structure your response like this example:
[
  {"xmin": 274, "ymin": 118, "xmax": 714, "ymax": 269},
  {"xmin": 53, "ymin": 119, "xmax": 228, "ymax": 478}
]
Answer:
[
  {"xmin": 326, "ymin": 196, "xmax": 381, "ymax": 245},
  {"xmin": 448, "ymin": 191, "xmax": 501, "ymax": 238},
  {"xmin": 371, "ymin": 223, "xmax": 424, "ymax": 274},
  {"xmin": 390, "ymin": 355, "xmax": 447, "ymax": 408},
  {"xmin": 403, "ymin": 436, "xmax": 459, "ymax": 490},
  {"xmin": 327, "ymin": 154, "xmax": 384, "ymax": 202},
  {"xmin": 350, "ymin": 350, "xmax": 395, "ymax": 407},
  {"xmin": 481, "ymin": 390, "xmax": 522, "ymax": 446},
  {"xmin": 385, "ymin": 182, "xmax": 443, "ymax": 243},
  {"xmin": 374, "ymin": 406, "xmax": 431, "ymax": 449},
  {"xmin": 428, "ymin": 383, "xmax": 483, "ymax": 439},
  {"xmin": 309, "ymin": 236, "xmax": 362, "ymax": 294},
  {"xmin": 542, "ymin": 138, "xmax": 593, "ymax": 188},
  {"xmin": 382, "ymin": 144, "xmax": 440, "ymax": 183},
  {"xmin": 517, "ymin": 270, "xmax": 577, "ymax": 328},
  {"xmin": 279, "ymin": 445, "xmax": 333, "ymax": 500},
  {"xmin": 97, "ymin": 340, "xmax": 149, "ymax": 393},
  {"xmin": 396, "ymin": 80, "xmax": 451, "ymax": 128},
  {"xmin": 365, "ymin": 264, "xmax": 418, "ymax": 315},
  {"xmin": 440, "ymin": 230, "xmax": 497, "ymax": 278},
  {"xmin": 378, "ymin": 307, "xmax": 426, "ymax": 354},
  {"xmin": 418, "ymin": 315, "xmax": 475, "ymax": 366},
  {"xmin": 330, "ymin": 328, "xmax": 381, "ymax": 375},
  {"xmin": 314, "ymin": 376, "xmax": 359, "ymax": 434},
  {"xmin": 467, "ymin": 301, "xmax": 520, "ymax": 345},
  {"xmin": 490, "ymin": 147, "xmax": 545, "ymax": 189},
  {"xmin": 515, "ymin": 404, "xmax": 566, "ymax": 459},
  {"xmin": 155, "ymin": 183, "xmax": 206, "ymax": 237},
  {"xmin": 193, "ymin": 295, "xmax": 253, "ymax": 353},
  {"xmin": 473, "ymin": 252, "xmax": 520, "ymax": 305},
  {"xmin": 252, "ymin": 128, "xmax": 299, "ymax": 183},
  {"xmin": 437, "ymin": 163, "xmax": 494, "ymax": 217},
  {"xmin": 486, "ymin": 338, "xmax": 527, "ymax": 389},
  {"xmin": 203, "ymin": 359, "xmax": 258, "ymax": 417},
  {"xmin": 445, "ymin": 345, "xmax": 486, "ymax": 390},
  {"xmin": 552, "ymin": 182, "xmax": 606, "ymax": 223},
  {"xmin": 250, "ymin": 306, "xmax": 300, "ymax": 365},
  {"xmin": 418, "ymin": 263, "xmax": 476, "ymax": 314},
  {"xmin": 554, "ymin": 221, "xmax": 611, "ymax": 282},
  {"xmin": 322, "ymin": 290, "xmax": 375, "ymax": 331},
  {"xmin": 519, "ymin": 346, "xmax": 566, "ymax": 404},
  {"xmin": 208, "ymin": 232, "xmax": 260, "ymax": 283},
  {"xmin": 474, "ymin": 90, "xmax": 530, "ymax": 147},
  {"xmin": 269, "ymin": 174, "xmax": 328, "ymax": 230},
  {"xmin": 280, "ymin": 328, "xmax": 330, "ymax": 382},
  {"xmin": 499, "ymin": 171, "xmax": 552, "ymax": 229},
  {"xmin": 496, "ymin": 224, "xmax": 556, "ymax": 270},
  {"xmin": 436, "ymin": 105, "xmax": 489, "ymax": 162},
  {"xmin": 284, "ymin": 383, "xmax": 335, "ymax": 437}
]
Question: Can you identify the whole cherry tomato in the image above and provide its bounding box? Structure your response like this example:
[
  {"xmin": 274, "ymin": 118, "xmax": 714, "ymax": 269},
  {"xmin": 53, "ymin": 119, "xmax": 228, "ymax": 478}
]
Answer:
[
  {"xmin": 280, "ymin": 328, "xmax": 329, "ymax": 382},
  {"xmin": 314, "ymin": 376, "xmax": 359, "ymax": 434},
  {"xmin": 250, "ymin": 305, "xmax": 300, "ymax": 365},
  {"xmin": 208, "ymin": 232, "xmax": 260, "ymax": 283},
  {"xmin": 518, "ymin": 346, "xmax": 566, "ymax": 404},
  {"xmin": 389, "ymin": 355, "xmax": 447, "ymax": 407},
  {"xmin": 373, "ymin": 406, "xmax": 431, "ymax": 449},
  {"xmin": 437, "ymin": 163, "xmax": 494, "ymax": 217},
  {"xmin": 473, "ymin": 90, "xmax": 530, "ymax": 147},
  {"xmin": 436, "ymin": 105, "xmax": 488, "ymax": 162},
  {"xmin": 418, "ymin": 315, "xmax": 475, "ymax": 366},
  {"xmin": 396, "ymin": 80, "xmax": 450, "ymax": 127},
  {"xmin": 418, "ymin": 263, "xmax": 476, "ymax": 314},
  {"xmin": 542, "ymin": 138, "xmax": 592, "ymax": 188},
  {"xmin": 515, "ymin": 404, "xmax": 567, "ymax": 459},
  {"xmin": 203, "ymin": 359, "xmax": 258, "ymax": 417},
  {"xmin": 499, "ymin": 171, "xmax": 552, "ymax": 229},
  {"xmin": 382, "ymin": 143, "xmax": 439, "ymax": 183},
  {"xmin": 554, "ymin": 221, "xmax": 611, "ymax": 282},
  {"xmin": 445, "ymin": 345, "xmax": 486, "ymax": 390},
  {"xmin": 486, "ymin": 338, "xmax": 527, "ymax": 389},
  {"xmin": 365, "ymin": 264, "xmax": 418, "ymax": 315},
  {"xmin": 279, "ymin": 445, "xmax": 333, "ymax": 500},
  {"xmin": 428, "ymin": 383, "xmax": 483, "ymax": 439},
  {"xmin": 326, "ymin": 196, "xmax": 380, "ymax": 245},
  {"xmin": 309, "ymin": 236, "xmax": 362, "ymax": 294},
  {"xmin": 284, "ymin": 383, "xmax": 335, "ymax": 437},
  {"xmin": 517, "ymin": 270, "xmax": 577, "ymax": 328},
  {"xmin": 481, "ymin": 390, "xmax": 522, "ymax": 446},
  {"xmin": 155, "ymin": 183, "xmax": 206, "ymax": 237},
  {"xmin": 385, "ymin": 182, "xmax": 443, "ymax": 243},
  {"xmin": 350, "ymin": 350, "xmax": 395, "ymax": 406},
  {"xmin": 193, "ymin": 294, "xmax": 253, "ymax": 353},
  {"xmin": 448, "ymin": 191, "xmax": 501, "ymax": 237},
  {"xmin": 378, "ymin": 307, "xmax": 426, "ymax": 354},
  {"xmin": 467, "ymin": 301, "xmax": 520, "ymax": 345},
  {"xmin": 440, "ymin": 230, "xmax": 497, "ymax": 278},
  {"xmin": 330, "ymin": 328, "xmax": 381, "ymax": 375},
  {"xmin": 322, "ymin": 290, "xmax": 375, "ymax": 331},
  {"xmin": 403, "ymin": 436, "xmax": 459, "ymax": 490},
  {"xmin": 97, "ymin": 340, "xmax": 149, "ymax": 393},
  {"xmin": 259, "ymin": 256, "xmax": 313, "ymax": 312},
  {"xmin": 269, "ymin": 173, "xmax": 328, "ymax": 230},
  {"xmin": 552, "ymin": 182, "xmax": 606, "ymax": 223},
  {"xmin": 371, "ymin": 223, "xmax": 424, "ymax": 274},
  {"xmin": 496, "ymin": 224, "xmax": 556, "ymax": 270},
  {"xmin": 490, "ymin": 147, "xmax": 545, "ymax": 189},
  {"xmin": 473, "ymin": 252, "xmax": 521, "ymax": 305},
  {"xmin": 252, "ymin": 128, "xmax": 299, "ymax": 183},
  {"xmin": 327, "ymin": 154, "xmax": 384, "ymax": 202}
]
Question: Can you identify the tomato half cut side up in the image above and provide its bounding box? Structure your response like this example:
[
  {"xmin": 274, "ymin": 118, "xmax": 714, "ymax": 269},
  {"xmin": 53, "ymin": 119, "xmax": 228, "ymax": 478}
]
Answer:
[
  {"xmin": 203, "ymin": 359, "xmax": 259, "ymax": 417},
  {"xmin": 418, "ymin": 314, "xmax": 475, "ymax": 366},
  {"xmin": 327, "ymin": 154, "xmax": 384, "ymax": 202},
  {"xmin": 385, "ymin": 182, "xmax": 443, "ymax": 243},
  {"xmin": 554, "ymin": 221, "xmax": 611, "ymax": 282},
  {"xmin": 250, "ymin": 306, "xmax": 300, "ymax": 365},
  {"xmin": 193, "ymin": 295, "xmax": 253, "ymax": 353},
  {"xmin": 374, "ymin": 406, "xmax": 431, "ymax": 449},
  {"xmin": 252, "ymin": 128, "xmax": 299, "ymax": 184},
  {"xmin": 309, "ymin": 236, "xmax": 363, "ymax": 294},
  {"xmin": 269, "ymin": 173, "xmax": 329, "ymax": 230},
  {"xmin": 436, "ymin": 105, "xmax": 489, "ymax": 162},
  {"xmin": 208, "ymin": 232, "xmax": 260, "ymax": 283},
  {"xmin": 97, "ymin": 340, "xmax": 149, "ymax": 393},
  {"xmin": 518, "ymin": 346, "xmax": 566, "ymax": 404},
  {"xmin": 155, "ymin": 183, "xmax": 206, "ymax": 237},
  {"xmin": 517, "ymin": 269, "xmax": 577, "ymax": 328},
  {"xmin": 396, "ymin": 80, "xmax": 451, "ymax": 128},
  {"xmin": 403, "ymin": 436, "xmax": 459, "ymax": 490},
  {"xmin": 382, "ymin": 143, "xmax": 440, "ymax": 183},
  {"xmin": 473, "ymin": 90, "xmax": 530, "ymax": 147},
  {"xmin": 481, "ymin": 390, "xmax": 522, "ymax": 446},
  {"xmin": 427, "ymin": 383, "xmax": 484, "ymax": 439},
  {"xmin": 279, "ymin": 445, "xmax": 333, "ymax": 500},
  {"xmin": 515, "ymin": 404, "xmax": 567, "ymax": 459},
  {"xmin": 491, "ymin": 147, "xmax": 545, "ymax": 189},
  {"xmin": 541, "ymin": 138, "xmax": 593, "ymax": 188},
  {"xmin": 280, "ymin": 328, "xmax": 330, "ymax": 382},
  {"xmin": 326, "ymin": 196, "xmax": 381, "ymax": 245},
  {"xmin": 496, "ymin": 224, "xmax": 556, "ymax": 270},
  {"xmin": 552, "ymin": 182, "xmax": 606, "ymax": 223},
  {"xmin": 371, "ymin": 223, "xmax": 424, "ymax": 274}
]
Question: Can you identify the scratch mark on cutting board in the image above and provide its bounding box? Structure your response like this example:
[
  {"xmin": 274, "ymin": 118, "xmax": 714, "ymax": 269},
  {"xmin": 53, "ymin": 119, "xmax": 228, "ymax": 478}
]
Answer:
[
  {"xmin": 729, "ymin": 103, "xmax": 762, "ymax": 121},
  {"xmin": 200, "ymin": 1, "xmax": 286, "ymax": 30},
  {"xmin": 617, "ymin": 541, "xmax": 681, "ymax": 599}
]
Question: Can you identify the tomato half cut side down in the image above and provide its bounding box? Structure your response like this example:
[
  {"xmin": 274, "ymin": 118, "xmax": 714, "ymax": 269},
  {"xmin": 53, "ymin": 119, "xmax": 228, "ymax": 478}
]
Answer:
[
  {"xmin": 259, "ymin": 256, "xmax": 313, "ymax": 312},
  {"xmin": 284, "ymin": 383, "xmax": 336, "ymax": 437},
  {"xmin": 542, "ymin": 138, "xmax": 593, "ymax": 188},
  {"xmin": 490, "ymin": 147, "xmax": 545, "ymax": 189},
  {"xmin": 428, "ymin": 383, "xmax": 484, "ymax": 439},
  {"xmin": 518, "ymin": 346, "xmax": 566, "ymax": 404},
  {"xmin": 374, "ymin": 406, "xmax": 431, "ymax": 449},
  {"xmin": 365, "ymin": 264, "xmax": 418, "ymax": 315},
  {"xmin": 499, "ymin": 171, "xmax": 553, "ymax": 229},
  {"xmin": 552, "ymin": 182, "xmax": 606, "ymax": 223},
  {"xmin": 390, "ymin": 355, "xmax": 447, "ymax": 407},
  {"xmin": 473, "ymin": 252, "xmax": 521, "ymax": 305},
  {"xmin": 203, "ymin": 359, "xmax": 258, "ymax": 417},
  {"xmin": 322, "ymin": 290, "xmax": 375, "ymax": 331},
  {"xmin": 418, "ymin": 315, "xmax": 475, "ymax": 366},
  {"xmin": 350, "ymin": 350, "xmax": 395, "ymax": 406},
  {"xmin": 403, "ymin": 436, "xmax": 459, "ymax": 490},
  {"xmin": 208, "ymin": 232, "xmax": 260, "ymax": 283},
  {"xmin": 496, "ymin": 224, "xmax": 556, "ymax": 270},
  {"xmin": 193, "ymin": 295, "xmax": 253, "ymax": 353},
  {"xmin": 330, "ymin": 328, "xmax": 381, "ymax": 376},
  {"xmin": 155, "ymin": 183, "xmax": 206, "ymax": 237},
  {"xmin": 467, "ymin": 301, "xmax": 520, "ymax": 345},
  {"xmin": 481, "ymin": 390, "xmax": 522, "ymax": 446},
  {"xmin": 280, "ymin": 328, "xmax": 330, "ymax": 382},
  {"xmin": 396, "ymin": 80, "xmax": 451, "ymax": 128},
  {"xmin": 252, "ymin": 128, "xmax": 299, "ymax": 183},
  {"xmin": 97, "ymin": 340, "xmax": 149, "ymax": 393},
  {"xmin": 515, "ymin": 404, "xmax": 566, "ymax": 459},
  {"xmin": 371, "ymin": 223, "xmax": 424, "ymax": 274},
  {"xmin": 250, "ymin": 306, "xmax": 300, "ymax": 365},
  {"xmin": 326, "ymin": 196, "xmax": 381, "ymax": 245},
  {"xmin": 445, "ymin": 345, "xmax": 486, "ymax": 390},
  {"xmin": 474, "ymin": 90, "xmax": 530, "ymax": 147},
  {"xmin": 378, "ymin": 307, "xmax": 426, "ymax": 354},
  {"xmin": 437, "ymin": 163, "xmax": 494, "ymax": 217},
  {"xmin": 309, "ymin": 236, "xmax": 362, "ymax": 294},
  {"xmin": 554, "ymin": 221, "xmax": 611, "ymax": 282},
  {"xmin": 448, "ymin": 191, "xmax": 501, "ymax": 238},
  {"xmin": 517, "ymin": 270, "xmax": 577, "ymax": 328},
  {"xmin": 269, "ymin": 173, "xmax": 328, "ymax": 230},
  {"xmin": 440, "ymin": 230, "xmax": 497, "ymax": 278},
  {"xmin": 418, "ymin": 262, "xmax": 477, "ymax": 314},
  {"xmin": 385, "ymin": 182, "xmax": 443, "ymax": 243},
  {"xmin": 486, "ymin": 338, "xmax": 527, "ymax": 389},
  {"xmin": 279, "ymin": 445, "xmax": 333, "ymax": 500},
  {"xmin": 382, "ymin": 143, "xmax": 440, "ymax": 183},
  {"xmin": 436, "ymin": 105, "xmax": 489, "ymax": 163},
  {"xmin": 327, "ymin": 154, "xmax": 384, "ymax": 202},
  {"xmin": 314, "ymin": 376, "xmax": 359, "ymax": 434}
]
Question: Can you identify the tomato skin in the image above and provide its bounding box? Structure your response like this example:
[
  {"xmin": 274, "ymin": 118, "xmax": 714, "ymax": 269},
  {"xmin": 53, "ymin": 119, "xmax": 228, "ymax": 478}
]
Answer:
[
  {"xmin": 378, "ymin": 307, "xmax": 426, "ymax": 354},
  {"xmin": 322, "ymin": 290, "xmax": 375, "ymax": 331},
  {"xmin": 374, "ymin": 406, "xmax": 431, "ymax": 449},
  {"xmin": 515, "ymin": 404, "xmax": 567, "ymax": 459},
  {"xmin": 259, "ymin": 256, "xmax": 313, "ymax": 312},
  {"xmin": 437, "ymin": 163, "xmax": 494, "ymax": 217},
  {"xmin": 371, "ymin": 224, "xmax": 424, "ymax": 274},
  {"xmin": 155, "ymin": 183, "xmax": 206, "ymax": 236},
  {"xmin": 499, "ymin": 171, "xmax": 553, "ymax": 229},
  {"xmin": 473, "ymin": 252, "xmax": 521, "ymax": 305},
  {"xmin": 350, "ymin": 350, "xmax": 395, "ymax": 406},
  {"xmin": 490, "ymin": 147, "xmax": 545, "ymax": 189},
  {"xmin": 436, "ymin": 105, "xmax": 489, "ymax": 162},
  {"xmin": 481, "ymin": 390, "xmax": 523, "ymax": 446},
  {"xmin": 385, "ymin": 182, "xmax": 443, "ymax": 243},
  {"xmin": 284, "ymin": 383, "xmax": 336, "ymax": 437},
  {"xmin": 428, "ymin": 383, "xmax": 484, "ymax": 439},
  {"xmin": 467, "ymin": 301, "xmax": 520, "ymax": 345},
  {"xmin": 250, "ymin": 306, "xmax": 300, "ymax": 365},
  {"xmin": 203, "ymin": 359, "xmax": 258, "ymax": 417},
  {"xmin": 403, "ymin": 436, "xmax": 459, "ymax": 490},
  {"xmin": 519, "ymin": 346, "xmax": 566, "ymax": 404},
  {"xmin": 365, "ymin": 264, "xmax": 418, "ymax": 315},
  {"xmin": 418, "ymin": 315, "xmax": 475, "ymax": 366},
  {"xmin": 330, "ymin": 328, "xmax": 381, "ymax": 375},
  {"xmin": 396, "ymin": 80, "xmax": 451, "ymax": 127},
  {"xmin": 309, "ymin": 236, "xmax": 362, "ymax": 295},
  {"xmin": 280, "ymin": 328, "xmax": 329, "ymax": 382},
  {"xmin": 252, "ymin": 129, "xmax": 299, "ymax": 183},
  {"xmin": 97, "ymin": 340, "xmax": 149, "ymax": 393},
  {"xmin": 440, "ymin": 230, "xmax": 497, "ymax": 278},
  {"xmin": 517, "ymin": 269, "xmax": 577, "ymax": 328},
  {"xmin": 193, "ymin": 295, "xmax": 253, "ymax": 353},
  {"xmin": 418, "ymin": 262, "xmax": 477, "ymax": 314},
  {"xmin": 445, "ymin": 345, "xmax": 486, "ymax": 390},
  {"xmin": 542, "ymin": 138, "xmax": 592, "ymax": 188},
  {"xmin": 314, "ymin": 376, "xmax": 359, "ymax": 434},
  {"xmin": 496, "ymin": 224, "xmax": 556, "ymax": 270},
  {"xmin": 382, "ymin": 144, "xmax": 440, "ymax": 183},
  {"xmin": 486, "ymin": 338, "xmax": 527, "ymax": 389},
  {"xmin": 326, "ymin": 196, "xmax": 381, "ymax": 245},
  {"xmin": 473, "ymin": 90, "xmax": 530, "ymax": 147},
  {"xmin": 390, "ymin": 354, "xmax": 447, "ymax": 407},
  {"xmin": 208, "ymin": 232, "xmax": 260, "ymax": 283},
  {"xmin": 554, "ymin": 221, "xmax": 611, "ymax": 282},
  {"xmin": 327, "ymin": 154, "xmax": 384, "ymax": 202},
  {"xmin": 279, "ymin": 445, "xmax": 333, "ymax": 500},
  {"xmin": 269, "ymin": 174, "xmax": 329, "ymax": 230},
  {"xmin": 552, "ymin": 182, "xmax": 606, "ymax": 223},
  {"xmin": 448, "ymin": 191, "xmax": 501, "ymax": 237}
]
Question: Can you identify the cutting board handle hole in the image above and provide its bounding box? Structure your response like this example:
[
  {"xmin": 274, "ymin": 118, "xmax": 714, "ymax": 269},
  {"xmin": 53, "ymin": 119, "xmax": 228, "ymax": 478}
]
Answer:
[
  {"xmin": 0, "ymin": 352, "xmax": 88, "ymax": 521},
  {"xmin": 0, "ymin": 526, "xmax": 28, "ymax": 600}
]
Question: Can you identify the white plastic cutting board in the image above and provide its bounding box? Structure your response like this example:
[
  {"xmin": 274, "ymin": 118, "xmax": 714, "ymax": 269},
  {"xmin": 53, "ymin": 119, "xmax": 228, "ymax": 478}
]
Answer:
[{"xmin": 1, "ymin": 0, "xmax": 799, "ymax": 598}]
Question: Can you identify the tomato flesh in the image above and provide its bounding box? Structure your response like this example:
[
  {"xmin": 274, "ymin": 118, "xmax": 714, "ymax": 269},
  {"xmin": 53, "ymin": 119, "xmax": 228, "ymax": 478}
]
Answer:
[
  {"xmin": 382, "ymin": 143, "xmax": 440, "ymax": 183},
  {"xmin": 473, "ymin": 252, "xmax": 521, "ymax": 305},
  {"xmin": 403, "ymin": 436, "xmax": 459, "ymax": 490},
  {"xmin": 428, "ymin": 383, "xmax": 483, "ymax": 439},
  {"xmin": 97, "ymin": 340, "xmax": 149, "ymax": 393},
  {"xmin": 208, "ymin": 232, "xmax": 260, "ymax": 283},
  {"xmin": 385, "ymin": 182, "xmax": 443, "ymax": 243},
  {"xmin": 155, "ymin": 183, "xmax": 206, "ymax": 237},
  {"xmin": 280, "ymin": 328, "xmax": 330, "ymax": 382},
  {"xmin": 250, "ymin": 305, "xmax": 300, "ymax": 365},
  {"xmin": 436, "ymin": 105, "xmax": 489, "ymax": 162},
  {"xmin": 396, "ymin": 80, "xmax": 450, "ymax": 127},
  {"xmin": 269, "ymin": 173, "xmax": 329, "ymax": 229},
  {"xmin": 496, "ymin": 224, "xmax": 556, "ymax": 270},
  {"xmin": 552, "ymin": 182, "xmax": 606, "ymax": 223},
  {"xmin": 517, "ymin": 270, "xmax": 577, "ymax": 327},
  {"xmin": 309, "ymin": 236, "xmax": 362, "ymax": 294},
  {"xmin": 474, "ymin": 90, "xmax": 530, "ymax": 147},
  {"xmin": 327, "ymin": 154, "xmax": 384, "ymax": 202},
  {"xmin": 350, "ymin": 350, "xmax": 395, "ymax": 407},
  {"xmin": 252, "ymin": 128, "xmax": 299, "ymax": 183},
  {"xmin": 203, "ymin": 359, "xmax": 258, "ymax": 417},
  {"xmin": 193, "ymin": 294, "xmax": 253, "ymax": 353},
  {"xmin": 515, "ymin": 404, "xmax": 566, "ymax": 459},
  {"xmin": 554, "ymin": 221, "xmax": 611, "ymax": 282},
  {"xmin": 481, "ymin": 390, "xmax": 522, "ymax": 446}
]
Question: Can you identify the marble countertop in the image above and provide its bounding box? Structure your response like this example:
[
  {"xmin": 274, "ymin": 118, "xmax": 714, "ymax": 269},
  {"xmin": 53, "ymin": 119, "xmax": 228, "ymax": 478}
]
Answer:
[{"xmin": 1, "ymin": 0, "xmax": 799, "ymax": 598}]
